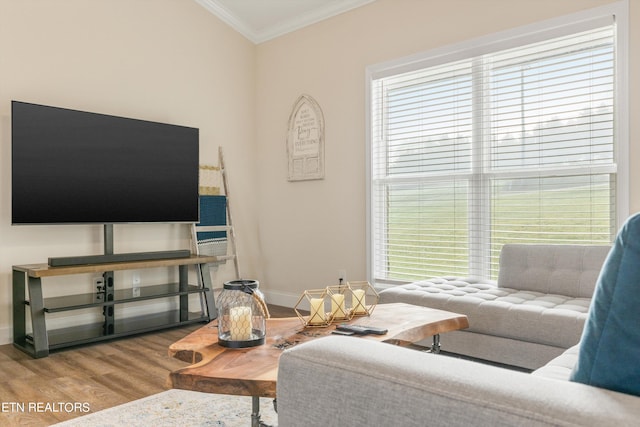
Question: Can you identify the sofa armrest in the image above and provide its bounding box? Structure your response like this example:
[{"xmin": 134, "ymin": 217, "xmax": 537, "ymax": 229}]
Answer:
[{"xmin": 277, "ymin": 336, "xmax": 640, "ymax": 427}]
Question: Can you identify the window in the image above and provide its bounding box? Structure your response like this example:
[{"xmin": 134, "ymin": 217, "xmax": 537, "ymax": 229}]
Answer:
[{"xmin": 367, "ymin": 7, "xmax": 627, "ymax": 285}]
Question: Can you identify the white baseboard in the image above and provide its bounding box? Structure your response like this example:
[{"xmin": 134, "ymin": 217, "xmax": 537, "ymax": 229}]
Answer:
[
  {"xmin": 214, "ymin": 286, "xmax": 298, "ymax": 309},
  {"xmin": 0, "ymin": 326, "xmax": 11, "ymax": 346},
  {"xmin": 263, "ymin": 289, "xmax": 299, "ymax": 308}
]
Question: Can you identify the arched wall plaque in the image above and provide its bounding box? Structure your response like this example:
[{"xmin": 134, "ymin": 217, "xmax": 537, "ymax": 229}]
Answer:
[{"xmin": 287, "ymin": 94, "xmax": 324, "ymax": 181}]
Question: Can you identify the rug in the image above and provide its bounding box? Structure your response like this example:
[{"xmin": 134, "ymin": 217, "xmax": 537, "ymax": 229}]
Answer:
[{"xmin": 53, "ymin": 389, "xmax": 278, "ymax": 426}]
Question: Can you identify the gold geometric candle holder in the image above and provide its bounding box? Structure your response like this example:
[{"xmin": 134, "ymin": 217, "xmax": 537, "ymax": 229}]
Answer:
[
  {"xmin": 347, "ymin": 281, "xmax": 379, "ymax": 317},
  {"xmin": 295, "ymin": 281, "xmax": 379, "ymax": 328},
  {"xmin": 294, "ymin": 289, "xmax": 330, "ymax": 327},
  {"xmin": 326, "ymin": 284, "xmax": 352, "ymax": 322}
]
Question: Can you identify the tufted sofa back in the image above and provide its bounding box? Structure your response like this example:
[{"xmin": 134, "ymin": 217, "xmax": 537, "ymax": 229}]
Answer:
[{"xmin": 498, "ymin": 244, "xmax": 611, "ymax": 298}]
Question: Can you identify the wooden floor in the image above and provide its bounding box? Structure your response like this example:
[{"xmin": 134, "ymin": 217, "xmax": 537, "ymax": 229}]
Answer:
[{"xmin": 0, "ymin": 304, "xmax": 296, "ymax": 427}]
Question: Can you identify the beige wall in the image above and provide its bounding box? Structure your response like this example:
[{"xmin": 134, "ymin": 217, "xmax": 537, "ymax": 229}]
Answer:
[
  {"xmin": 0, "ymin": 0, "xmax": 257, "ymax": 342},
  {"xmin": 254, "ymin": 0, "xmax": 632, "ymax": 305},
  {"xmin": 0, "ymin": 0, "xmax": 636, "ymax": 343}
]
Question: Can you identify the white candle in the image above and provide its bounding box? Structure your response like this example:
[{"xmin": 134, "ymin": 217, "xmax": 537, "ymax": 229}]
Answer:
[
  {"xmin": 308, "ymin": 298, "xmax": 326, "ymax": 325},
  {"xmin": 352, "ymin": 289, "xmax": 367, "ymax": 314},
  {"xmin": 229, "ymin": 306, "xmax": 252, "ymax": 340},
  {"xmin": 331, "ymin": 294, "xmax": 346, "ymax": 318}
]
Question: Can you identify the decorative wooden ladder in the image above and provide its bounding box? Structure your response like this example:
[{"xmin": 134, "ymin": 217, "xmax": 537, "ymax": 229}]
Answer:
[
  {"xmin": 191, "ymin": 147, "xmax": 241, "ymax": 317},
  {"xmin": 216, "ymin": 147, "xmax": 240, "ymax": 277}
]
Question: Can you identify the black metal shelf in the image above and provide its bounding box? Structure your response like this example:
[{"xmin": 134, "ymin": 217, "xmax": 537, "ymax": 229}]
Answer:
[
  {"xmin": 40, "ymin": 283, "xmax": 209, "ymax": 313},
  {"xmin": 43, "ymin": 311, "xmax": 209, "ymax": 349},
  {"xmin": 12, "ymin": 257, "xmax": 217, "ymax": 358}
]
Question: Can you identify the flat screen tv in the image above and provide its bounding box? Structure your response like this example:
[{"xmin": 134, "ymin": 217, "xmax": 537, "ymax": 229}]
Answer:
[{"xmin": 11, "ymin": 101, "xmax": 200, "ymax": 225}]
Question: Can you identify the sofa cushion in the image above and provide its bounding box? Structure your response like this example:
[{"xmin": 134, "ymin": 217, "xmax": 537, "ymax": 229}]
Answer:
[
  {"xmin": 532, "ymin": 344, "xmax": 579, "ymax": 381},
  {"xmin": 570, "ymin": 213, "xmax": 640, "ymax": 396},
  {"xmin": 498, "ymin": 244, "xmax": 609, "ymax": 297},
  {"xmin": 379, "ymin": 277, "xmax": 589, "ymax": 348}
]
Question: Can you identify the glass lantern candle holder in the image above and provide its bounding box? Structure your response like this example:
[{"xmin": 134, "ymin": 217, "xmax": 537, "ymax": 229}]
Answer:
[
  {"xmin": 348, "ymin": 281, "xmax": 379, "ymax": 317},
  {"xmin": 294, "ymin": 289, "xmax": 330, "ymax": 327},
  {"xmin": 326, "ymin": 284, "xmax": 352, "ymax": 322},
  {"xmin": 217, "ymin": 279, "xmax": 267, "ymax": 348}
]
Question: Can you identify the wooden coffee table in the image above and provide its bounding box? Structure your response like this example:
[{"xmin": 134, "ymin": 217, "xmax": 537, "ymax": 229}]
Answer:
[{"xmin": 167, "ymin": 302, "xmax": 468, "ymax": 426}]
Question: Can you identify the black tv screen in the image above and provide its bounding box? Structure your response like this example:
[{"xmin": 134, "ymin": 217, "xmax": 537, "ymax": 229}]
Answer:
[{"xmin": 11, "ymin": 101, "xmax": 200, "ymax": 224}]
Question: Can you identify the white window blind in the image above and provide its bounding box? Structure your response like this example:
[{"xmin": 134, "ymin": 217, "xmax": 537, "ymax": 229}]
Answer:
[{"xmin": 370, "ymin": 23, "xmax": 617, "ymax": 284}]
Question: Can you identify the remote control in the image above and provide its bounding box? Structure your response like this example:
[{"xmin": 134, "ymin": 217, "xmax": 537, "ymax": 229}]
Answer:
[
  {"xmin": 336, "ymin": 324, "xmax": 388, "ymax": 335},
  {"xmin": 331, "ymin": 330, "xmax": 355, "ymax": 336}
]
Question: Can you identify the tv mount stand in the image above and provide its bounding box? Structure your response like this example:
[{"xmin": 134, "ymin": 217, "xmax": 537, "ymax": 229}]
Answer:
[{"xmin": 47, "ymin": 225, "xmax": 191, "ymax": 267}]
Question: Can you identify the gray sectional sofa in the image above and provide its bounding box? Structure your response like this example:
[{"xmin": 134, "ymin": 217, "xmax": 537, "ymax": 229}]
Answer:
[
  {"xmin": 378, "ymin": 244, "xmax": 610, "ymax": 369},
  {"xmin": 276, "ymin": 240, "xmax": 640, "ymax": 426},
  {"xmin": 276, "ymin": 336, "xmax": 640, "ymax": 426}
]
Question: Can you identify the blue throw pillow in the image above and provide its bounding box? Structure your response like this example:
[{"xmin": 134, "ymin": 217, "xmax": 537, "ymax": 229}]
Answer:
[{"xmin": 570, "ymin": 213, "xmax": 640, "ymax": 395}]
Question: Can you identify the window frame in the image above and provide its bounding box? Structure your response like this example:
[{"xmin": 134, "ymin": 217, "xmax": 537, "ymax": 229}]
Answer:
[{"xmin": 365, "ymin": 1, "xmax": 629, "ymax": 287}]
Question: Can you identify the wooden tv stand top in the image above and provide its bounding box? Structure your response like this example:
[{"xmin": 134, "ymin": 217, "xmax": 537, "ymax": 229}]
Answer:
[{"xmin": 13, "ymin": 255, "xmax": 219, "ymax": 278}]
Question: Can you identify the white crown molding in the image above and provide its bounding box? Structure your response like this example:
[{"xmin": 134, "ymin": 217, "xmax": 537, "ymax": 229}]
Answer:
[
  {"xmin": 194, "ymin": 0, "xmax": 376, "ymax": 44},
  {"xmin": 256, "ymin": 0, "xmax": 376, "ymax": 44},
  {"xmin": 194, "ymin": 0, "xmax": 260, "ymax": 42}
]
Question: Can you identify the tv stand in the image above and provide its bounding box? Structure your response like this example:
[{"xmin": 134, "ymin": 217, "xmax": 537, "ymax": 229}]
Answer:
[{"xmin": 12, "ymin": 255, "xmax": 218, "ymax": 358}]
